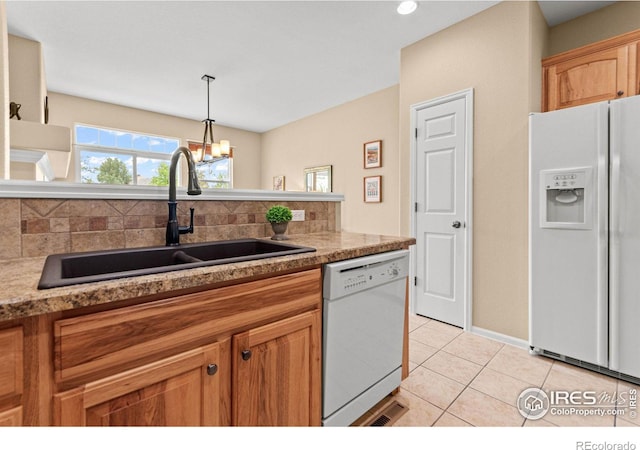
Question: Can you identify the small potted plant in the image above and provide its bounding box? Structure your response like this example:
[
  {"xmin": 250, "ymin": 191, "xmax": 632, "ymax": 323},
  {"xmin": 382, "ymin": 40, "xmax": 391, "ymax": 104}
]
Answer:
[{"xmin": 266, "ymin": 205, "xmax": 293, "ymax": 241}]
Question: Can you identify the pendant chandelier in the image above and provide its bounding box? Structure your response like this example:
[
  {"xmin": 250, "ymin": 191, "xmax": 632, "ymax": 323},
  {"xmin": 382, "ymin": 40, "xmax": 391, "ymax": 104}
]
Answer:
[{"xmin": 196, "ymin": 74, "xmax": 230, "ymax": 163}]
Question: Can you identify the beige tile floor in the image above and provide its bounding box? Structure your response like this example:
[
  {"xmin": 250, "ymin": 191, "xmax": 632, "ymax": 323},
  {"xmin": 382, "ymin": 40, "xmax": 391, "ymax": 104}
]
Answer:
[{"xmin": 372, "ymin": 314, "xmax": 640, "ymax": 427}]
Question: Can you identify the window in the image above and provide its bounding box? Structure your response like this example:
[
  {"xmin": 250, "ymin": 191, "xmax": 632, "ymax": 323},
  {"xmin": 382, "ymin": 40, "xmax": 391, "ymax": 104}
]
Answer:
[
  {"xmin": 187, "ymin": 141, "xmax": 233, "ymax": 189},
  {"xmin": 75, "ymin": 125, "xmax": 180, "ymax": 186}
]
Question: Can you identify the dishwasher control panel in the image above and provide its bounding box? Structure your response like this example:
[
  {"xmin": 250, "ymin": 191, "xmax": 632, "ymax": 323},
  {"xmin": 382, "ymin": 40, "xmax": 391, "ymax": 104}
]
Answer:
[
  {"xmin": 343, "ymin": 274, "xmax": 367, "ymax": 291},
  {"xmin": 323, "ymin": 250, "xmax": 410, "ymax": 300},
  {"xmin": 341, "ymin": 260, "xmax": 404, "ymax": 291}
]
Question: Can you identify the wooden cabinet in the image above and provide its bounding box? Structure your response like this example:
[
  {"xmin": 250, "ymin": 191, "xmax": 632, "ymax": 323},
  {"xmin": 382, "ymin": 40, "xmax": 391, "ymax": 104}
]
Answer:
[
  {"xmin": 54, "ymin": 341, "xmax": 230, "ymax": 426},
  {"xmin": 53, "ymin": 309, "xmax": 322, "ymax": 427},
  {"xmin": 232, "ymin": 310, "xmax": 321, "ymax": 426},
  {"xmin": 0, "ymin": 407, "xmax": 22, "ymax": 426},
  {"xmin": 50, "ymin": 269, "xmax": 322, "ymax": 427},
  {"xmin": 0, "ymin": 327, "xmax": 23, "ymax": 426},
  {"xmin": 543, "ymin": 29, "xmax": 640, "ymax": 111}
]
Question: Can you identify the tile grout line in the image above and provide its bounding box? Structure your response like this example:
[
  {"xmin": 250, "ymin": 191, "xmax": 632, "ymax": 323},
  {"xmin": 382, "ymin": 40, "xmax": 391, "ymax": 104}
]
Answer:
[
  {"xmin": 408, "ymin": 322, "xmax": 497, "ymax": 426},
  {"xmin": 439, "ymin": 341, "xmax": 518, "ymax": 427},
  {"xmin": 407, "ymin": 315, "xmax": 639, "ymax": 428},
  {"xmin": 410, "ymin": 322, "xmax": 544, "ymax": 426},
  {"xmin": 406, "ymin": 322, "xmax": 463, "ymax": 425}
]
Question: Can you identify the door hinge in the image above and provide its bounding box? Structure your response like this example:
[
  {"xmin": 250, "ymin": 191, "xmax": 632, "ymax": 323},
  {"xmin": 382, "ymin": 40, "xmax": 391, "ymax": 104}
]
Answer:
[
  {"xmin": 414, "ymin": 276, "xmax": 417, "ymax": 286},
  {"xmin": 414, "ymin": 202, "xmax": 418, "ymax": 212},
  {"xmin": 415, "ymin": 128, "xmax": 418, "ymax": 139}
]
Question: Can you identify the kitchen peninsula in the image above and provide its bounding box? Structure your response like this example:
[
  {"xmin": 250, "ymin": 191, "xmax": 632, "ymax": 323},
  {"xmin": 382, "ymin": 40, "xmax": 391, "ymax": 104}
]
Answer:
[{"xmin": 0, "ymin": 230, "xmax": 415, "ymax": 427}]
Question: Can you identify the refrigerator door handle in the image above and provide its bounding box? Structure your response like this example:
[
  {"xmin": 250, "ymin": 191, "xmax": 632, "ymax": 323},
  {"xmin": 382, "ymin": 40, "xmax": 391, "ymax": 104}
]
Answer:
[{"xmin": 609, "ymin": 104, "xmax": 621, "ymax": 372}]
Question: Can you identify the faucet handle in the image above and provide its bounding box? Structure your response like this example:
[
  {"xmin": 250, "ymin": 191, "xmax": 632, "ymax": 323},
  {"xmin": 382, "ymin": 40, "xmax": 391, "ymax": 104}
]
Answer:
[
  {"xmin": 179, "ymin": 207, "xmax": 196, "ymax": 235},
  {"xmin": 189, "ymin": 207, "xmax": 195, "ymax": 228}
]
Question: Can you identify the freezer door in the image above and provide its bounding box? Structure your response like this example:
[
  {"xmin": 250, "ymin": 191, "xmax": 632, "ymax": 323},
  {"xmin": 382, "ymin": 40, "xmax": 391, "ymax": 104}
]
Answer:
[
  {"xmin": 529, "ymin": 102, "xmax": 608, "ymax": 366},
  {"xmin": 609, "ymin": 96, "xmax": 640, "ymax": 379}
]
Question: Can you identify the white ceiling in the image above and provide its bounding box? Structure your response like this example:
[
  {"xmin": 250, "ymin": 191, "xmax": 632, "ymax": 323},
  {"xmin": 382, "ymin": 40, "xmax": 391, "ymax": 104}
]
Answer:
[{"xmin": 5, "ymin": 1, "xmax": 614, "ymax": 133}]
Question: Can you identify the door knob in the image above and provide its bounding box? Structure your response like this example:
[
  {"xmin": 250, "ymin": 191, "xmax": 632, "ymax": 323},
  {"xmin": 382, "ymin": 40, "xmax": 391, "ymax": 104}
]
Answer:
[
  {"xmin": 452, "ymin": 221, "xmax": 462, "ymax": 228},
  {"xmin": 241, "ymin": 350, "xmax": 252, "ymax": 361},
  {"xmin": 206, "ymin": 364, "xmax": 218, "ymax": 376}
]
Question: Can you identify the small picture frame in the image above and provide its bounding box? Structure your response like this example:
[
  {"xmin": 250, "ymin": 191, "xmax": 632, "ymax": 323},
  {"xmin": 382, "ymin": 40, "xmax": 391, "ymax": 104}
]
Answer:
[
  {"xmin": 273, "ymin": 175, "xmax": 285, "ymax": 191},
  {"xmin": 364, "ymin": 140, "xmax": 382, "ymax": 169},
  {"xmin": 364, "ymin": 176, "xmax": 382, "ymax": 203}
]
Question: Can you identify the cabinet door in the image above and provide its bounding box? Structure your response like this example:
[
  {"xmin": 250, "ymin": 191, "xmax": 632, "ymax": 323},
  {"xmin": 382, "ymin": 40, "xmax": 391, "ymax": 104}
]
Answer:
[
  {"xmin": 232, "ymin": 310, "xmax": 321, "ymax": 426},
  {"xmin": 545, "ymin": 44, "xmax": 636, "ymax": 111},
  {"xmin": 0, "ymin": 327, "xmax": 23, "ymax": 424},
  {"xmin": 0, "ymin": 406, "xmax": 22, "ymax": 426},
  {"xmin": 54, "ymin": 340, "xmax": 230, "ymax": 426}
]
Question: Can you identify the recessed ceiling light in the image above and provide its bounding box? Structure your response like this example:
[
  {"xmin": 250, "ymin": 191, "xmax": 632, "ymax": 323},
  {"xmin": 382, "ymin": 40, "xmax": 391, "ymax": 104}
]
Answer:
[{"xmin": 397, "ymin": 1, "xmax": 418, "ymax": 15}]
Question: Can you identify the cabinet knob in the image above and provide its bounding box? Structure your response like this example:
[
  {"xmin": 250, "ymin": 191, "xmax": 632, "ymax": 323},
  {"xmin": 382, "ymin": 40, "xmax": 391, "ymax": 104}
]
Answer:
[
  {"xmin": 241, "ymin": 350, "xmax": 252, "ymax": 361},
  {"xmin": 617, "ymin": 90, "xmax": 624, "ymax": 96},
  {"xmin": 206, "ymin": 364, "xmax": 218, "ymax": 376}
]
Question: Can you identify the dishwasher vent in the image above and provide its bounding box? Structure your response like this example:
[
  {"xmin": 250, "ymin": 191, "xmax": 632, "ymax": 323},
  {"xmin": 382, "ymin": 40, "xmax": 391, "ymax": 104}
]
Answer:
[{"xmin": 363, "ymin": 400, "xmax": 408, "ymax": 427}]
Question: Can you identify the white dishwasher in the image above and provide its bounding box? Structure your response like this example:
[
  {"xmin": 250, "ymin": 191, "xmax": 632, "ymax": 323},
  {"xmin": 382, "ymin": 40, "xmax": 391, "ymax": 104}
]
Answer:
[{"xmin": 322, "ymin": 249, "xmax": 409, "ymax": 426}]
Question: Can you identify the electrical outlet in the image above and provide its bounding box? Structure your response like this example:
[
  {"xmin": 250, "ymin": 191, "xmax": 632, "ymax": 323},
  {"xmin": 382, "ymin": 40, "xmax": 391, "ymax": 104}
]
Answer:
[{"xmin": 291, "ymin": 210, "xmax": 305, "ymax": 221}]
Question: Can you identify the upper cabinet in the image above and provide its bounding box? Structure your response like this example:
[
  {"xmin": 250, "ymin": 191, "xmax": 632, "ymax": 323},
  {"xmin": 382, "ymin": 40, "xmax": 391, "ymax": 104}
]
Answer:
[{"xmin": 543, "ymin": 29, "xmax": 640, "ymax": 112}]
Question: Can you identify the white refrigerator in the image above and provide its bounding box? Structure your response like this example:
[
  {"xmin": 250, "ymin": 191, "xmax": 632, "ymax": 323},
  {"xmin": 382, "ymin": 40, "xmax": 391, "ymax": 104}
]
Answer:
[{"xmin": 529, "ymin": 95, "xmax": 640, "ymax": 381}]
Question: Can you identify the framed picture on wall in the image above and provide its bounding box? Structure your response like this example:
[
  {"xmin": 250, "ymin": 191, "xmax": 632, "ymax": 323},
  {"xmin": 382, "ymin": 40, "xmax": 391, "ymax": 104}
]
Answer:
[
  {"xmin": 304, "ymin": 165, "xmax": 333, "ymax": 192},
  {"xmin": 273, "ymin": 175, "xmax": 285, "ymax": 191},
  {"xmin": 364, "ymin": 175, "xmax": 382, "ymax": 203},
  {"xmin": 364, "ymin": 140, "xmax": 382, "ymax": 169}
]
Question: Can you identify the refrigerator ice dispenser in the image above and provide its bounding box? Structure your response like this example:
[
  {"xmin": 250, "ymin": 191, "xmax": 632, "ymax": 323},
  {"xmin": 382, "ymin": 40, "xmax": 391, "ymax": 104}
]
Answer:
[{"xmin": 539, "ymin": 167, "xmax": 593, "ymax": 229}]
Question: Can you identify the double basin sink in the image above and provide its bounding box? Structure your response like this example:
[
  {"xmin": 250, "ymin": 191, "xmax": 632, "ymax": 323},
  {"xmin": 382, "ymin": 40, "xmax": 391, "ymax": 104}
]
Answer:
[{"xmin": 38, "ymin": 239, "xmax": 316, "ymax": 289}]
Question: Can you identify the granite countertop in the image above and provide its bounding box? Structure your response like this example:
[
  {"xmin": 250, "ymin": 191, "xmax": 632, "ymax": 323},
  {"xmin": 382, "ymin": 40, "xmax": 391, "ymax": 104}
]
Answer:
[{"xmin": 1, "ymin": 231, "xmax": 415, "ymax": 322}]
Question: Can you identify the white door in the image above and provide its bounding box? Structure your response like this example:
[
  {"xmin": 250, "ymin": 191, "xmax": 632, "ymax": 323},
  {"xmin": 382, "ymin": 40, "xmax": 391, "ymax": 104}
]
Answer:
[{"xmin": 413, "ymin": 91, "xmax": 471, "ymax": 328}]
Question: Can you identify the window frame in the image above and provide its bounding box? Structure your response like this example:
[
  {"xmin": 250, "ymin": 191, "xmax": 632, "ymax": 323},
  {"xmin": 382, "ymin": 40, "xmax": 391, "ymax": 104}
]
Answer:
[{"xmin": 73, "ymin": 123, "xmax": 180, "ymax": 186}]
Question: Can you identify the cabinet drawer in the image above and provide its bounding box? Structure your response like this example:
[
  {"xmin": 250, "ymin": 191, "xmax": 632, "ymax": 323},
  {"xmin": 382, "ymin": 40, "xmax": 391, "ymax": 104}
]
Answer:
[
  {"xmin": 54, "ymin": 269, "xmax": 321, "ymax": 387},
  {"xmin": 0, "ymin": 327, "xmax": 23, "ymax": 402}
]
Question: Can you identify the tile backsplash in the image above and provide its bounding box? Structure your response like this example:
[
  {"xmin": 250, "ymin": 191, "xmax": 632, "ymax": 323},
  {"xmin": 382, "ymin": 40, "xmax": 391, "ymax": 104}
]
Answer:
[{"xmin": 0, "ymin": 198, "xmax": 338, "ymax": 259}]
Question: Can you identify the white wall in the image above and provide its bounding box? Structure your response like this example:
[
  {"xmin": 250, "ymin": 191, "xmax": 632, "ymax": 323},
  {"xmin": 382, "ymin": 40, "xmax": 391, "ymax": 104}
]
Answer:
[
  {"xmin": 547, "ymin": 1, "xmax": 640, "ymax": 56},
  {"xmin": 47, "ymin": 92, "xmax": 263, "ymax": 189},
  {"xmin": 399, "ymin": 1, "xmax": 547, "ymax": 340},
  {"xmin": 8, "ymin": 35, "xmax": 45, "ymax": 123},
  {"xmin": 0, "ymin": 3, "xmax": 9, "ymax": 179},
  {"xmin": 261, "ymin": 85, "xmax": 400, "ymax": 235},
  {"xmin": 259, "ymin": 2, "xmax": 549, "ymax": 339}
]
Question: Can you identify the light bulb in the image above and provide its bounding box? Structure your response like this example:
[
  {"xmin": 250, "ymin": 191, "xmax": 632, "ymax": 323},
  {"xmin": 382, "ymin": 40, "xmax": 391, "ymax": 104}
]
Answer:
[
  {"xmin": 220, "ymin": 140, "xmax": 230, "ymax": 156},
  {"xmin": 397, "ymin": 1, "xmax": 418, "ymax": 15},
  {"xmin": 191, "ymin": 146, "xmax": 203, "ymax": 162},
  {"xmin": 212, "ymin": 142, "xmax": 221, "ymax": 157}
]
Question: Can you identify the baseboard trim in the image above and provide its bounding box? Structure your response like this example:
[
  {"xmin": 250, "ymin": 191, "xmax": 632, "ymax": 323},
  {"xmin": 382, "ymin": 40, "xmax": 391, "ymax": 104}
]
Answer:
[{"xmin": 470, "ymin": 326, "xmax": 528, "ymax": 350}]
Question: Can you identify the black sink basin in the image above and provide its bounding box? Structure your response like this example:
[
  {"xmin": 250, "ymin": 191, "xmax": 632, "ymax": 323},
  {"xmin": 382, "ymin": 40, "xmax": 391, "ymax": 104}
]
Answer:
[{"xmin": 38, "ymin": 239, "xmax": 316, "ymax": 289}]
